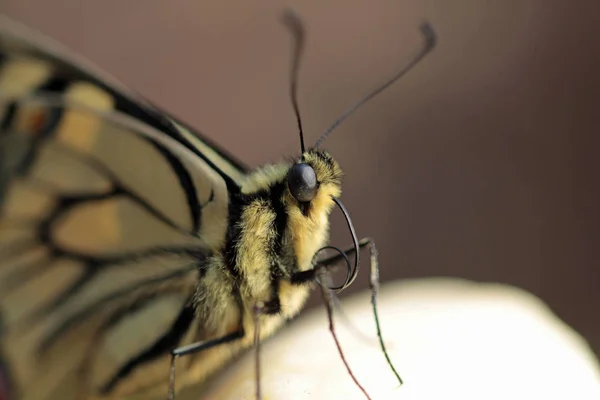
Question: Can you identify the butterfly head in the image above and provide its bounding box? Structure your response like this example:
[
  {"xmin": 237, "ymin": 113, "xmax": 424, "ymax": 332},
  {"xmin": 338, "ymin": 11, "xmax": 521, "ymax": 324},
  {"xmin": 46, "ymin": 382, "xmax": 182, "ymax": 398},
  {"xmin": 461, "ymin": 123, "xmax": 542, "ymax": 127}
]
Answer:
[
  {"xmin": 281, "ymin": 14, "xmax": 436, "ymax": 290},
  {"xmin": 287, "ymin": 149, "xmax": 342, "ymax": 210},
  {"xmin": 272, "ymin": 149, "xmax": 341, "ymax": 277}
]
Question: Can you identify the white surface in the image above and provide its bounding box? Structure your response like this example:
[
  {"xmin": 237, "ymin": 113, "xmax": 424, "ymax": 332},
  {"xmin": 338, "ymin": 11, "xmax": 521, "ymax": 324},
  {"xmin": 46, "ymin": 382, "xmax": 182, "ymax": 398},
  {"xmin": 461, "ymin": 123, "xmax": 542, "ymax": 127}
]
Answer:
[{"xmin": 197, "ymin": 278, "xmax": 600, "ymax": 400}]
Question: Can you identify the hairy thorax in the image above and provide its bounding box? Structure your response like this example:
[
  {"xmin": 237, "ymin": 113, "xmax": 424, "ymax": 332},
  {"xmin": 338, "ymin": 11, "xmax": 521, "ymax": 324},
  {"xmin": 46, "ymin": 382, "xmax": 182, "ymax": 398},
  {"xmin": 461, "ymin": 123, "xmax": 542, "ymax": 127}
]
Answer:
[{"xmin": 187, "ymin": 150, "xmax": 342, "ymax": 388}]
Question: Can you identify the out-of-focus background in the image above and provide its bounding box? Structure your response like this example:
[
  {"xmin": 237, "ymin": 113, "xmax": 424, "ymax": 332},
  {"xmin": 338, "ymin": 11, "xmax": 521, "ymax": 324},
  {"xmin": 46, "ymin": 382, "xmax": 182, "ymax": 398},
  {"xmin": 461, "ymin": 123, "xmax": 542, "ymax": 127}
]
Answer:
[{"xmin": 1, "ymin": 0, "xmax": 598, "ymax": 356}]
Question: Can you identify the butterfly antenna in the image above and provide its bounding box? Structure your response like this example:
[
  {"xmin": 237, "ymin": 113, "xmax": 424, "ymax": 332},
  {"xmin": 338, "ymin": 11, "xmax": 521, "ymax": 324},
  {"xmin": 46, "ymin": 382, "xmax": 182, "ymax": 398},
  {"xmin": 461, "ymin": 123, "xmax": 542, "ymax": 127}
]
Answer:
[
  {"xmin": 314, "ymin": 22, "xmax": 437, "ymax": 148},
  {"xmin": 282, "ymin": 10, "xmax": 307, "ymax": 155}
]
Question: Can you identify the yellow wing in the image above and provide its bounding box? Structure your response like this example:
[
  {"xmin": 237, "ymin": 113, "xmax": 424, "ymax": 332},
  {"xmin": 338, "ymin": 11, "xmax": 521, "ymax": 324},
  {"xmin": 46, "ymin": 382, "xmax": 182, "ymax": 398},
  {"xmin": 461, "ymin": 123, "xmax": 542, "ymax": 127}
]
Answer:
[{"xmin": 0, "ymin": 14, "xmax": 240, "ymax": 400}]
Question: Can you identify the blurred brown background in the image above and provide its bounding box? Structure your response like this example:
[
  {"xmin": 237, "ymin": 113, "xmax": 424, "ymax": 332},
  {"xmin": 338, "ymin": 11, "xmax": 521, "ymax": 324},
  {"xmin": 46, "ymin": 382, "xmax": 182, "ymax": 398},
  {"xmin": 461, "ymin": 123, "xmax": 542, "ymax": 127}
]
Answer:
[{"xmin": 1, "ymin": 0, "xmax": 598, "ymax": 356}]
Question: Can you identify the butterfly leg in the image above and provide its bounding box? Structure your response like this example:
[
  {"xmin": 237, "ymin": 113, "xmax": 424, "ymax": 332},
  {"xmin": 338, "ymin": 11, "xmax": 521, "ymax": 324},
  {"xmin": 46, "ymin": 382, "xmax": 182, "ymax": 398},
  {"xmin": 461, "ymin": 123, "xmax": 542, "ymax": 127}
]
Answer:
[
  {"xmin": 167, "ymin": 328, "xmax": 245, "ymax": 400},
  {"xmin": 313, "ymin": 237, "xmax": 404, "ymax": 386}
]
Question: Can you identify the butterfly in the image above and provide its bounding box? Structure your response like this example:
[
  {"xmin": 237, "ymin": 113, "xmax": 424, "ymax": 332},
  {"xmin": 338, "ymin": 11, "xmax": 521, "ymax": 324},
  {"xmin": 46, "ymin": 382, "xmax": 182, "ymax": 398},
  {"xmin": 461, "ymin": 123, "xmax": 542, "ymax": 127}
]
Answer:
[{"xmin": 0, "ymin": 10, "xmax": 435, "ymax": 400}]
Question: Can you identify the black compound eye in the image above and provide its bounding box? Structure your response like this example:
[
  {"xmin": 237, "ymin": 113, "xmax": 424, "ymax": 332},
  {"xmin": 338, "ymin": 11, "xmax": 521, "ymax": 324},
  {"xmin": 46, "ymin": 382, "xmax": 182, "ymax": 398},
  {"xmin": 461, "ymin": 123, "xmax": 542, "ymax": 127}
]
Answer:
[{"xmin": 288, "ymin": 163, "xmax": 318, "ymax": 203}]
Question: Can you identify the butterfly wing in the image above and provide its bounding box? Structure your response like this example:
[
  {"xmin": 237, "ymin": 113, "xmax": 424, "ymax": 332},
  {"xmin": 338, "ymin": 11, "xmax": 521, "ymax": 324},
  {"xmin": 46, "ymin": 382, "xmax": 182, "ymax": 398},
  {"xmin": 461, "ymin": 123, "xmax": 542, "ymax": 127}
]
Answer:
[
  {"xmin": 0, "ymin": 14, "xmax": 248, "ymax": 187},
  {"xmin": 0, "ymin": 15, "xmax": 241, "ymax": 400}
]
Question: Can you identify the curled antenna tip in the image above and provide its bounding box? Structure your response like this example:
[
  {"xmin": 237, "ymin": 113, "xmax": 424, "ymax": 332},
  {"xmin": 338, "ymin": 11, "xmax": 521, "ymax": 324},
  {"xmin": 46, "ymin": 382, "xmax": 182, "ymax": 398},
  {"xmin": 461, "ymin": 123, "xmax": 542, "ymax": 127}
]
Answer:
[
  {"xmin": 314, "ymin": 20, "xmax": 438, "ymax": 148},
  {"xmin": 419, "ymin": 21, "xmax": 437, "ymax": 50},
  {"xmin": 281, "ymin": 9, "xmax": 303, "ymax": 32}
]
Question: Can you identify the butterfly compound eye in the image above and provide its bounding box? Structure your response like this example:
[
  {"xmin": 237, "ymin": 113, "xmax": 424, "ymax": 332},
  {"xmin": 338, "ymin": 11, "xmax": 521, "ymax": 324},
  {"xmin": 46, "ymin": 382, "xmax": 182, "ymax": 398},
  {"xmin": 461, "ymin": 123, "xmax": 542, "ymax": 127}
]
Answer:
[{"xmin": 288, "ymin": 163, "xmax": 318, "ymax": 202}]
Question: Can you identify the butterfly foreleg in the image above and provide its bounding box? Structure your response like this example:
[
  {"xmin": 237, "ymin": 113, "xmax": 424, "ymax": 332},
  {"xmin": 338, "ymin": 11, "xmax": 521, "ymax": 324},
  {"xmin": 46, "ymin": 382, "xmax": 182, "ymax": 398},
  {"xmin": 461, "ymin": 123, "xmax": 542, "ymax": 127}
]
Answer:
[
  {"xmin": 167, "ymin": 328, "xmax": 245, "ymax": 400},
  {"xmin": 300, "ymin": 237, "xmax": 404, "ymax": 386}
]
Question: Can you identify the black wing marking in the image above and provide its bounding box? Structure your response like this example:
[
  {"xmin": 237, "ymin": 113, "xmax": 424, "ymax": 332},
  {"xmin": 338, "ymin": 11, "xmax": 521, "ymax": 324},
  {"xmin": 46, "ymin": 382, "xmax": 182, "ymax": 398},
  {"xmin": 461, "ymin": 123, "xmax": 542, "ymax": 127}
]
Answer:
[{"xmin": 0, "ymin": 14, "xmax": 248, "ymax": 190}]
